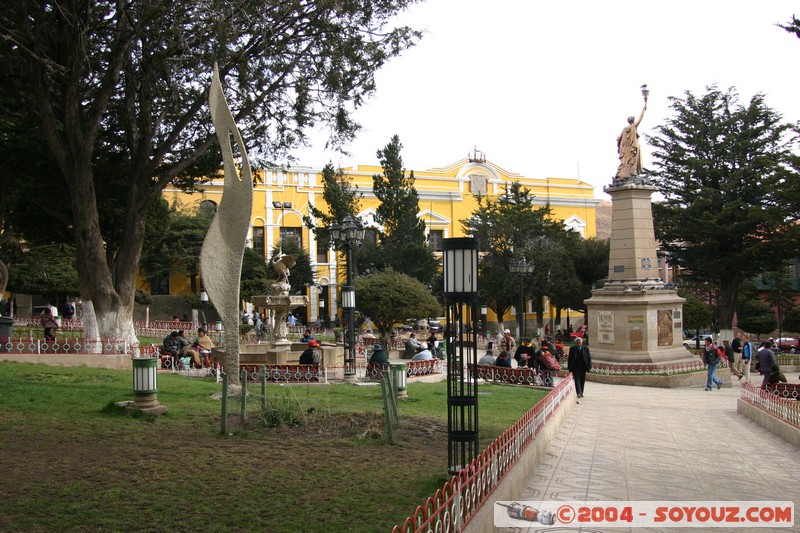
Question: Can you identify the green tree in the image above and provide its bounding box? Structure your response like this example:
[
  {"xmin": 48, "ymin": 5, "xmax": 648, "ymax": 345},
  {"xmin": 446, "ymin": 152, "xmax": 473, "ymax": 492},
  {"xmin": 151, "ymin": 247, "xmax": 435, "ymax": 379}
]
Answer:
[
  {"xmin": 354, "ymin": 269, "xmax": 441, "ymax": 346},
  {"xmin": 139, "ymin": 203, "xmax": 213, "ymax": 294},
  {"xmin": 6, "ymin": 243, "xmax": 80, "ymax": 305},
  {"xmin": 303, "ymin": 163, "xmax": 363, "ymax": 286},
  {"xmin": 649, "ymin": 86, "xmax": 800, "ymax": 333},
  {"xmin": 556, "ymin": 236, "xmax": 609, "ymax": 316},
  {"xmin": 737, "ymin": 299, "xmax": 777, "ymax": 338},
  {"xmin": 240, "ymin": 248, "xmax": 272, "ymax": 302},
  {"xmin": 782, "ymin": 306, "xmax": 800, "ymax": 334},
  {"xmin": 780, "ymin": 15, "xmax": 800, "ymax": 39},
  {"xmin": 368, "ymin": 135, "xmax": 439, "ymax": 284},
  {"xmin": 0, "ymin": 1, "xmax": 421, "ymax": 343},
  {"xmin": 304, "ymin": 163, "xmax": 363, "ymax": 240},
  {"xmin": 462, "ymin": 181, "xmax": 580, "ymax": 332},
  {"xmin": 679, "ymin": 290, "xmax": 713, "ymax": 333}
]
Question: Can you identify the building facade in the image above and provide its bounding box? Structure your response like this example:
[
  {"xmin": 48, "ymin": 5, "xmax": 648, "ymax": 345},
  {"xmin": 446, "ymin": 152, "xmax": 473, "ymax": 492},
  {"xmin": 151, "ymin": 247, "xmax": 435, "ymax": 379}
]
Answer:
[{"xmin": 162, "ymin": 151, "xmax": 600, "ymax": 327}]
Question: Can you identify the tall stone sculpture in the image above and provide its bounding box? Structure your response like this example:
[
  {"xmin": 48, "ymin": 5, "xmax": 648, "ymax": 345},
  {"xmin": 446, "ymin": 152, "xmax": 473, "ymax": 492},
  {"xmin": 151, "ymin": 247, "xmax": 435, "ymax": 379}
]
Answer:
[
  {"xmin": 200, "ymin": 65, "xmax": 254, "ymax": 387},
  {"xmin": 585, "ymin": 85, "xmax": 704, "ymax": 387}
]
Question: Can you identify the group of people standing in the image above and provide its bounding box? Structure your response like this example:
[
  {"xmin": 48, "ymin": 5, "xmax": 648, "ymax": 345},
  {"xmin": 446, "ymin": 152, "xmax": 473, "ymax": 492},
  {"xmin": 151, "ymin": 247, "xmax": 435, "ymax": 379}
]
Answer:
[{"xmin": 703, "ymin": 333, "xmax": 789, "ymax": 390}]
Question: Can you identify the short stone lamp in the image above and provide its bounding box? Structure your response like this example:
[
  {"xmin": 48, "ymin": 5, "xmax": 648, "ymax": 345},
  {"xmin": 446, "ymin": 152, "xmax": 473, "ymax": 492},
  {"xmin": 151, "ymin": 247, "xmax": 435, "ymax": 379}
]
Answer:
[
  {"xmin": 118, "ymin": 357, "xmax": 167, "ymax": 415},
  {"xmin": 389, "ymin": 362, "xmax": 408, "ymax": 399}
]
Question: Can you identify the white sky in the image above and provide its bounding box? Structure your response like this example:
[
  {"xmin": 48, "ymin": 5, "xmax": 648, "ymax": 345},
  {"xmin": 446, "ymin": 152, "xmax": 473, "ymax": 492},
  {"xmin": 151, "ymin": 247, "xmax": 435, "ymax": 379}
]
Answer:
[{"xmin": 290, "ymin": 0, "xmax": 800, "ymax": 200}]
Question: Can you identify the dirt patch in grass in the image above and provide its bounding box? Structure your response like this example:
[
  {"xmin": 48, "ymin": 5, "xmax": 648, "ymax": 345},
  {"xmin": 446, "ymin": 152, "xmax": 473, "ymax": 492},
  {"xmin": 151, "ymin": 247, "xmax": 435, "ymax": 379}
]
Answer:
[{"xmin": 0, "ymin": 408, "xmax": 451, "ymax": 533}]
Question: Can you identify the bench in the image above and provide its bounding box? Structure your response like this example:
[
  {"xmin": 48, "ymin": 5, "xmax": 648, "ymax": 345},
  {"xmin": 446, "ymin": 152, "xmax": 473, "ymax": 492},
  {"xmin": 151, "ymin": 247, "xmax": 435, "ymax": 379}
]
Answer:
[
  {"xmin": 763, "ymin": 382, "xmax": 800, "ymax": 400},
  {"xmin": 406, "ymin": 358, "xmax": 443, "ymax": 377},
  {"xmin": 364, "ymin": 363, "xmax": 390, "ymax": 380},
  {"xmin": 467, "ymin": 363, "xmax": 562, "ymax": 387},
  {"xmin": 240, "ymin": 364, "xmax": 323, "ymax": 383}
]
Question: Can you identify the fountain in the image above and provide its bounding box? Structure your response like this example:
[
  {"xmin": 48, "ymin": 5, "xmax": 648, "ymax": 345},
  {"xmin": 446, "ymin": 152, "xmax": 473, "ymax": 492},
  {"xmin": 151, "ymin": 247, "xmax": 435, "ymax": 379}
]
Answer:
[{"xmin": 252, "ymin": 254, "xmax": 308, "ymax": 348}]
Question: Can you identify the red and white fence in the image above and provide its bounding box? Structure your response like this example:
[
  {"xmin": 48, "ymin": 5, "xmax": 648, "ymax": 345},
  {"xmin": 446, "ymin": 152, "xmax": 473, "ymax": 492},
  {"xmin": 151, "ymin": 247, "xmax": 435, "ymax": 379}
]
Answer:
[
  {"xmin": 391, "ymin": 375, "xmax": 575, "ymax": 532},
  {"xmin": 740, "ymin": 381, "xmax": 800, "ymax": 428}
]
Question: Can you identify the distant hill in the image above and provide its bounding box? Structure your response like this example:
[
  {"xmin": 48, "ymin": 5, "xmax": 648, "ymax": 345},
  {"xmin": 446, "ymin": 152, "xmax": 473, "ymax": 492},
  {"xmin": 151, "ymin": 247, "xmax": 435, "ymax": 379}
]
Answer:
[{"xmin": 595, "ymin": 200, "xmax": 612, "ymax": 240}]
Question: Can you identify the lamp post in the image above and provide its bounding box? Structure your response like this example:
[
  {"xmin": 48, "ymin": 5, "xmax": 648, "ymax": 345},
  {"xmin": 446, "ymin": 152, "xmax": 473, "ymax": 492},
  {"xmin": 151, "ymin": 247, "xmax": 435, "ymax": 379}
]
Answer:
[
  {"xmin": 200, "ymin": 288, "xmax": 209, "ymax": 330},
  {"xmin": 443, "ymin": 237, "xmax": 479, "ymax": 475},
  {"xmin": 329, "ymin": 214, "xmax": 365, "ymax": 379},
  {"xmin": 481, "ymin": 305, "xmax": 487, "ymax": 334},
  {"xmin": 509, "ymin": 256, "xmax": 535, "ymax": 339}
]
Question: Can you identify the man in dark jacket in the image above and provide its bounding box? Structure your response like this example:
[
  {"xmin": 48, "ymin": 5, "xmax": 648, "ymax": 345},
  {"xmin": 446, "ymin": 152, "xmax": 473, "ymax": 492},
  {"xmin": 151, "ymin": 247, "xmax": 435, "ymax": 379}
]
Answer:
[
  {"xmin": 567, "ymin": 337, "xmax": 592, "ymax": 398},
  {"xmin": 299, "ymin": 340, "xmax": 322, "ymax": 365},
  {"xmin": 757, "ymin": 341, "xmax": 777, "ymax": 389},
  {"xmin": 703, "ymin": 338, "xmax": 723, "ymax": 391}
]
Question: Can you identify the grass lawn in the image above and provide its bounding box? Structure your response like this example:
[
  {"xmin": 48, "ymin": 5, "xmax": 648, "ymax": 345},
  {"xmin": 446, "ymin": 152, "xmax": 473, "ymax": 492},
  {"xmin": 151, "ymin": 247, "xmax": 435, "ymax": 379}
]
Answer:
[{"xmin": 0, "ymin": 362, "xmax": 548, "ymax": 532}]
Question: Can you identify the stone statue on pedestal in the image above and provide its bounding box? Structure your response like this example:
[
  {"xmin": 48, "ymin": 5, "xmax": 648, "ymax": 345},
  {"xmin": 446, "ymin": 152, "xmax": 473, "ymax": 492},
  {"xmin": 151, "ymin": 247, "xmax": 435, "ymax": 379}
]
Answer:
[{"xmin": 615, "ymin": 85, "xmax": 648, "ymax": 182}]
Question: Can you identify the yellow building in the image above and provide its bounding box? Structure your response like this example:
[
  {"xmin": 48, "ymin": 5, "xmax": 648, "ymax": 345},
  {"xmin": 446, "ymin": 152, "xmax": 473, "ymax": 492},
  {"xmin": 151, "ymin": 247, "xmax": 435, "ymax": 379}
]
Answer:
[{"xmin": 163, "ymin": 149, "xmax": 599, "ymax": 327}]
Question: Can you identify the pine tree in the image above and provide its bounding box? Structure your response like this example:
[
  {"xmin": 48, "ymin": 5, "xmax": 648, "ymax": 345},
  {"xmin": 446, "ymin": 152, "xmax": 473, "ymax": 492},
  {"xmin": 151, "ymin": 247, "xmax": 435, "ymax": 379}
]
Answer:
[
  {"xmin": 649, "ymin": 86, "xmax": 800, "ymax": 331},
  {"xmin": 368, "ymin": 135, "xmax": 438, "ymax": 284}
]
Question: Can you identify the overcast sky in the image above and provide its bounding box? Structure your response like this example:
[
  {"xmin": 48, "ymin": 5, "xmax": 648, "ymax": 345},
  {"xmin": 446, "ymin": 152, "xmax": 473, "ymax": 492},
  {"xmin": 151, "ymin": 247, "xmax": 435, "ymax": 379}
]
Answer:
[{"xmin": 289, "ymin": 1, "xmax": 800, "ymax": 199}]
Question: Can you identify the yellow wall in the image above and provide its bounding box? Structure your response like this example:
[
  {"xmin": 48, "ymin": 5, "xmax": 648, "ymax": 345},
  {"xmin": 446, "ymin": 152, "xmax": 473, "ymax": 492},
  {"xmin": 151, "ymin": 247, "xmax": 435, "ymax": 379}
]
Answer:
[{"xmin": 162, "ymin": 156, "xmax": 599, "ymax": 327}]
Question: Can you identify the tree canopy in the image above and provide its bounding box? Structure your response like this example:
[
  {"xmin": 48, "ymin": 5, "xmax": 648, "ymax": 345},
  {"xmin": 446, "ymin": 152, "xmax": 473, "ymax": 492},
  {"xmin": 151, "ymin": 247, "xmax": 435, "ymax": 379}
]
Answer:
[
  {"xmin": 362, "ymin": 135, "xmax": 439, "ymax": 284},
  {"xmin": 462, "ymin": 182, "xmax": 583, "ymax": 330},
  {"xmin": 354, "ymin": 269, "xmax": 441, "ymax": 345},
  {"xmin": 0, "ymin": 0, "xmax": 422, "ymax": 340},
  {"xmin": 648, "ymin": 86, "xmax": 800, "ymax": 332}
]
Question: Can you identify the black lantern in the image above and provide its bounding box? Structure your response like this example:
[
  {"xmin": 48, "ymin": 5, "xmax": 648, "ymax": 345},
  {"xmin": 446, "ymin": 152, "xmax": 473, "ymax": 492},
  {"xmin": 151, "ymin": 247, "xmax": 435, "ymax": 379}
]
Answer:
[
  {"xmin": 330, "ymin": 215, "xmax": 364, "ymax": 379},
  {"xmin": 443, "ymin": 237, "xmax": 480, "ymax": 475},
  {"xmin": 509, "ymin": 256, "xmax": 535, "ymax": 339}
]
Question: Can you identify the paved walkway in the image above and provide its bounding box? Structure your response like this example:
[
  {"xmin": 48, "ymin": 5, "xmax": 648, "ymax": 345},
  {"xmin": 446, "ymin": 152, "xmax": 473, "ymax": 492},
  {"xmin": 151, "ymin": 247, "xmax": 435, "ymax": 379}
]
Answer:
[{"xmin": 495, "ymin": 378, "xmax": 799, "ymax": 533}]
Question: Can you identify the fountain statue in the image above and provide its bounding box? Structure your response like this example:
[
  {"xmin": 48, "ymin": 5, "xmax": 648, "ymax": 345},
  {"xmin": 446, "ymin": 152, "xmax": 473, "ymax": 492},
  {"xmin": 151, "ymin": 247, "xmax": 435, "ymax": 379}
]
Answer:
[{"xmin": 252, "ymin": 252, "xmax": 308, "ymax": 347}]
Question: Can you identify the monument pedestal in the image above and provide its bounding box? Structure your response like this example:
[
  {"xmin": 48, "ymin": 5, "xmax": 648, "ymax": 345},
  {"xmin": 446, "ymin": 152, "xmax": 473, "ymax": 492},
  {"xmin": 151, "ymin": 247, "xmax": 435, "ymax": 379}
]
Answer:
[{"xmin": 585, "ymin": 178, "xmax": 702, "ymax": 387}]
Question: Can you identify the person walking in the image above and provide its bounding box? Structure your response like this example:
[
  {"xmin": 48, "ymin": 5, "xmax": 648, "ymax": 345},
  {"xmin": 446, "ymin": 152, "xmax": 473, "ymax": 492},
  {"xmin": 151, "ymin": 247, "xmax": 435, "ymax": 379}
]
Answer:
[
  {"xmin": 40, "ymin": 307, "xmax": 59, "ymax": 342},
  {"xmin": 703, "ymin": 338, "xmax": 723, "ymax": 391},
  {"xmin": 722, "ymin": 339, "xmax": 743, "ymax": 379},
  {"xmin": 757, "ymin": 341, "xmax": 777, "ymax": 389},
  {"xmin": 740, "ymin": 334, "xmax": 753, "ymax": 383},
  {"xmin": 568, "ymin": 337, "xmax": 592, "ymax": 398}
]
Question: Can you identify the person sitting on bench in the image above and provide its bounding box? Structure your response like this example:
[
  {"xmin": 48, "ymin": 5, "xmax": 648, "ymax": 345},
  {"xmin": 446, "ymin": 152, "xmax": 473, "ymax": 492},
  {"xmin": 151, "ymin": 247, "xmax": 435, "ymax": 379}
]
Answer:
[
  {"xmin": 299, "ymin": 340, "xmax": 322, "ymax": 365},
  {"xmin": 162, "ymin": 331, "xmax": 182, "ymax": 368},
  {"xmin": 185, "ymin": 327, "xmax": 215, "ymax": 367}
]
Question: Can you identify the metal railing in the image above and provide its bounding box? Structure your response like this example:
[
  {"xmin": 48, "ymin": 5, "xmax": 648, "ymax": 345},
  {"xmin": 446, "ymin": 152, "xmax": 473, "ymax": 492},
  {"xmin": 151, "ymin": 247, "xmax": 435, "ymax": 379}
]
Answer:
[
  {"xmin": 0, "ymin": 337, "xmax": 135, "ymax": 355},
  {"xmin": 592, "ymin": 359, "xmax": 706, "ymax": 375},
  {"xmin": 391, "ymin": 375, "xmax": 575, "ymax": 532},
  {"xmin": 740, "ymin": 382, "xmax": 800, "ymax": 429}
]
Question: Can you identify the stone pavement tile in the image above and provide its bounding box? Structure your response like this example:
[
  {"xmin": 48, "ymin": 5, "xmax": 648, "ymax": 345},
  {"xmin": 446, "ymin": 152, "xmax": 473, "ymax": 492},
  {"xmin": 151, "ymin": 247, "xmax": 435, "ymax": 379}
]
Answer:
[{"xmin": 494, "ymin": 380, "xmax": 799, "ymax": 533}]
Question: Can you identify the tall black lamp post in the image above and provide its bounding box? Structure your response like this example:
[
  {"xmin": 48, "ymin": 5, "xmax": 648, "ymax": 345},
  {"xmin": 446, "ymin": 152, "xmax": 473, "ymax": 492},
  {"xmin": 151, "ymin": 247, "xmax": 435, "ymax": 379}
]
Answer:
[
  {"xmin": 443, "ymin": 237, "xmax": 480, "ymax": 475},
  {"xmin": 509, "ymin": 256, "xmax": 535, "ymax": 339},
  {"xmin": 330, "ymin": 215, "xmax": 365, "ymax": 379}
]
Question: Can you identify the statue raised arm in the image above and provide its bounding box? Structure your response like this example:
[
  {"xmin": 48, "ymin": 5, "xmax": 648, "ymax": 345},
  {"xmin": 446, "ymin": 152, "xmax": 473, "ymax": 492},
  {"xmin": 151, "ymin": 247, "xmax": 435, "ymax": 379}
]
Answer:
[{"xmin": 615, "ymin": 102, "xmax": 647, "ymax": 179}]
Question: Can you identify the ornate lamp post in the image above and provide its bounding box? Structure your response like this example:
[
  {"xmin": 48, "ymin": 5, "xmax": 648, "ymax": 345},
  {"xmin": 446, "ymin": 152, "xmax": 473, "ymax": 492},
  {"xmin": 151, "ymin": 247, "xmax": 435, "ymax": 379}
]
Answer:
[
  {"xmin": 330, "ymin": 215, "xmax": 365, "ymax": 379},
  {"xmin": 443, "ymin": 237, "xmax": 479, "ymax": 474},
  {"xmin": 509, "ymin": 256, "xmax": 535, "ymax": 339}
]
